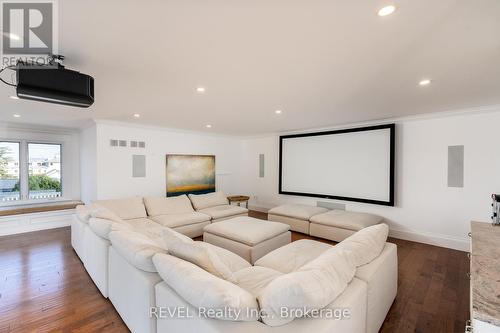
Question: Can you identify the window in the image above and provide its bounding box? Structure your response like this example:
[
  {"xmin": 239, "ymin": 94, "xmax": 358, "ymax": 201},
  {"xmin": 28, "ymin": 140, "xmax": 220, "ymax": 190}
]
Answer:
[
  {"xmin": 0, "ymin": 142, "xmax": 20, "ymax": 202},
  {"xmin": 28, "ymin": 143, "xmax": 62, "ymax": 200},
  {"xmin": 0, "ymin": 141, "xmax": 63, "ymax": 203}
]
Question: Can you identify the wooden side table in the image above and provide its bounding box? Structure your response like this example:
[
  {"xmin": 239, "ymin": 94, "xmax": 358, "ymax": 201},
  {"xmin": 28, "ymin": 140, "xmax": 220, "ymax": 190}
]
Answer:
[{"xmin": 227, "ymin": 195, "xmax": 250, "ymax": 208}]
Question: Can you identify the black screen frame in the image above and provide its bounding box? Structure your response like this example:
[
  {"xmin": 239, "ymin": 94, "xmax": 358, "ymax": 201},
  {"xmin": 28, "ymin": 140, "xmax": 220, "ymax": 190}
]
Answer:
[{"xmin": 279, "ymin": 123, "xmax": 396, "ymax": 206}]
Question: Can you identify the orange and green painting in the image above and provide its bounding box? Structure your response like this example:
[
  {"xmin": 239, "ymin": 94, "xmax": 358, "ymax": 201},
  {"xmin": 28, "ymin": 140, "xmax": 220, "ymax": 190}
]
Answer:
[{"xmin": 166, "ymin": 154, "xmax": 216, "ymax": 197}]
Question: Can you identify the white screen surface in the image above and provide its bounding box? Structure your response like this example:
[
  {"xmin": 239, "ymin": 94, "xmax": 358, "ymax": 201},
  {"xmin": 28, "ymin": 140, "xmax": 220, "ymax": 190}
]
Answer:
[{"xmin": 280, "ymin": 126, "xmax": 393, "ymax": 204}]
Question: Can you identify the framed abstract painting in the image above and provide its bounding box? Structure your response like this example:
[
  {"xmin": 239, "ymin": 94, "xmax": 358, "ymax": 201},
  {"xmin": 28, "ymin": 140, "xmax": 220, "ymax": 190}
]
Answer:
[{"xmin": 166, "ymin": 154, "xmax": 216, "ymax": 197}]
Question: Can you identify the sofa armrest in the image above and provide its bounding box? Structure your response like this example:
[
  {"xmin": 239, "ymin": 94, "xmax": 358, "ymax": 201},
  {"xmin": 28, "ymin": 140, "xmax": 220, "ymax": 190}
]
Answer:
[{"xmin": 355, "ymin": 242, "xmax": 398, "ymax": 333}]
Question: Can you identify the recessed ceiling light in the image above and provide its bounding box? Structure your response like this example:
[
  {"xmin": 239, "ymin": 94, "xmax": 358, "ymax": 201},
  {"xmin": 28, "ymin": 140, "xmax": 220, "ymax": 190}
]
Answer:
[
  {"xmin": 13, "ymin": 114, "xmax": 21, "ymax": 118},
  {"xmin": 196, "ymin": 87, "xmax": 206, "ymax": 93},
  {"xmin": 419, "ymin": 79, "xmax": 432, "ymax": 86},
  {"xmin": 206, "ymin": 124, "xmax": 212, "ymax": 128},
  {"xmin": 378, "ymin": 5, "xmax": 396, "ymax": 17},
  {"xmin": 9, "ymin": 95, "xmax": 19, "ymax": 100},
  {"xmin": 275, "ymin": 110, "xmax": 283, "ymax": 114},
  {"xmin": 133, "ymin": 113, "xmax": 141, "ymax": 118}
]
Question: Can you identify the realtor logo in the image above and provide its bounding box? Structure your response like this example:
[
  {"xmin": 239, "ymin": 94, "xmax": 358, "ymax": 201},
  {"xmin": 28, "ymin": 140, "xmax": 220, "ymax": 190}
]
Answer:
[{"xmin": 1, "ymin": 0, "xmax": 57, "ymax": 66}]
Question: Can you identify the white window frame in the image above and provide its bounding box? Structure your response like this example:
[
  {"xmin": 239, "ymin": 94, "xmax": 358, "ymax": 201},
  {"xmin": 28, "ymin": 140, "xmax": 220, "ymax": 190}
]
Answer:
[{"xmin": 0, "ymin": 139, "xmax": 67, "ymax": 206}]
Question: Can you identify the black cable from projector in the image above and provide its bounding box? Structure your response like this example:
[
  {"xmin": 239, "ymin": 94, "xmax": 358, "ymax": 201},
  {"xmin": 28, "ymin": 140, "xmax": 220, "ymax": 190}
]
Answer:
[{"xmin": 0, "ymin": 66, "xmax": 17, "ymax": 87}]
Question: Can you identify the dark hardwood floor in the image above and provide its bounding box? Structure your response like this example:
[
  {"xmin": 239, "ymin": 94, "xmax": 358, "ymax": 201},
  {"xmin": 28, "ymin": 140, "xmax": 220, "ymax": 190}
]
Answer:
[{"xmin": 0, "ymin": 212, "xmax": 470, "ymax": 332}]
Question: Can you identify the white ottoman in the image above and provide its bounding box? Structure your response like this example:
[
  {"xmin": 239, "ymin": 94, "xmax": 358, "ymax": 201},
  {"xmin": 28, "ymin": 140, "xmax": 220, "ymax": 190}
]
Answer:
[
  {"xmin": 268, "ymin": 204, "xmax": 329, "ymax": 234},
  {"xmin": 203, "ymin": 216, "xmax": 291, "ymax": 264},
  {"xmin": 310, "ymin": 210, "xmax": 383, "ymax": 242}
]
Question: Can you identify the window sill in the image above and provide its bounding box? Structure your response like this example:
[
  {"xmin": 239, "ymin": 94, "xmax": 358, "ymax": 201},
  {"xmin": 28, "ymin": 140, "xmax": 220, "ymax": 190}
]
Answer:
[{"xmin": 0, "ymin": 200, "xmax": 83, "ymax": 217}]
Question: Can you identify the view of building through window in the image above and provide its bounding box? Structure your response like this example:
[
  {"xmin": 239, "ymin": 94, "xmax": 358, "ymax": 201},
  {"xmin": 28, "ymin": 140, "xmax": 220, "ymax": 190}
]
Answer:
[
  {"xmin": 0, "ymin": 142, "xmax": 20, "ymax": 201},
  {"xmin": 28, "ymin": 143, "xmax": 62, "ymax": 199},
  {"xmin": 0, "ymin": 142, "xmax": 62, "ymax": 203}
]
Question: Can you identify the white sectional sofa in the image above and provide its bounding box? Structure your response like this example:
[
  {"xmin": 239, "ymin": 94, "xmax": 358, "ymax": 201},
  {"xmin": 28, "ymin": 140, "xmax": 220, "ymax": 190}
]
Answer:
[
  {"xmin": 268, "ymin": 204, "xmax": 329, "ymax": 234},
  {"xmin": 269, "ymin": 204, "xmax": 383, "ymax": 242},
  {"xmin": 152, "ymin": 224, "xmax": 397, "ymax": 333},
  {"xmin": 72, "ymin": 192, "xmax": 247, "ymax": 298},
  {"xmin": 71, "ymin": 196, "xmax": 397, "ymax": 333},
  {"xmin": 144, "ymin": 195, "xmax": 211, "ymax": 238},
  {"xmin": 107, "ymin": 227, "xmax": 253, "ymax": 333},
  {"xmin": 189, "ymin": 192, "xmax": 249, "ymax": 222}
]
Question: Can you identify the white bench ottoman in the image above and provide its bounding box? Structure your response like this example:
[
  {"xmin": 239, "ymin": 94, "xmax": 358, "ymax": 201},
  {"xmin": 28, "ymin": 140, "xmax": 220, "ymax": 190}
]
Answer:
[
  {"xmin": 310, "ymin": 210, "xmax": 383, "ymax": 242},
  {"xmin": 268, "ymin": 204, "xmax": 329, "ymax": 234},
  {"xmin": 203, "ymin": 216, "xmax": 291, "ymax": 264}
]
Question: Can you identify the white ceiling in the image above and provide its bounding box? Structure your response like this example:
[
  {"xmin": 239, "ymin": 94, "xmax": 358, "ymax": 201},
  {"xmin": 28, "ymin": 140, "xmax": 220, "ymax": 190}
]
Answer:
[{"xmin": 1, "ymin": 0, "xmax": 500, "ymax": 134}]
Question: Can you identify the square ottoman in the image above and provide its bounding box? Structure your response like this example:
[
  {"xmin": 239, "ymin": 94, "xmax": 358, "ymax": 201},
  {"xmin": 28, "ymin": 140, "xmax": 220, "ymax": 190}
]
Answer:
[
  {"xmin": 203, "ymin": 216, "xmax": 291, "ymax": 264},
  {"xmin": 310, "ymin": 210, "xmax": 383, "ymax": 242},
  {"xmin": 268, "ymin": 204, "xmax": 329, "ymax": 234}
]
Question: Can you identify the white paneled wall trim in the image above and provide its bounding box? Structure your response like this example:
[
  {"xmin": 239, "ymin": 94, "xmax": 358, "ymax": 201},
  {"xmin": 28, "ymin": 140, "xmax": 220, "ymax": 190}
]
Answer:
[{"xmin": 0, "ymin": 209, "xmax": 75, "ymax": 236}]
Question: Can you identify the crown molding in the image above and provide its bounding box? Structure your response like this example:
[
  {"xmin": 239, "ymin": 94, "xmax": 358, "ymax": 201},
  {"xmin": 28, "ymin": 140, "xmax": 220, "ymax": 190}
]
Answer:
[{"xmin": 239, "ymin": 104, "xmax": 500, "ymax": 139}]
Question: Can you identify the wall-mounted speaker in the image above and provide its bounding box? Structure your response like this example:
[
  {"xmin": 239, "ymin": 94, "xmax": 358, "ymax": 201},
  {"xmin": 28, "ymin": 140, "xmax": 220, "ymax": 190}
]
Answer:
[
  {"xmin": 259, "ymin": 154, "xmax": 265, "ymax": 178},
  {"xmin": 132, "ymin": 155, "xmax": 146, "ymax": 178},
  {"xmin": 448, "ymin": 145, "xmax": 464, "ymax": 188}
]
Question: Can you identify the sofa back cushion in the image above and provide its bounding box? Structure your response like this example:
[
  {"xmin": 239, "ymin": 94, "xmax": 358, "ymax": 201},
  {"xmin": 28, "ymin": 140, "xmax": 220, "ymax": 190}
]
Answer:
[
  {"xmin": 188, "ymin": 192, "xmax": 228, "ymax": 210},
  {"xmin": 153, "ymin": 253, "xmax": 259, "ymax": 321},
  {"xmin": 257, "ymin": 247, "xmax": 355, "ymax": 327},
  {"xmin": 75, "ymin": 205, "xmax": 92, "ymax": 223},
  {"xmin": 110, "ymin": 230, "xmax": 167, "ymax": 272},
  {"xmin": 335, "ymin": 223, "xmax": 389, "ymax": 267},
  {"xmin": 162, "ymin": 228, "xmax": 236, "ymax": 282},
  {"xmin": 88, "ymin": 217, "xmax": 130, "ymax": 240},
  {"xmin": 144, "ymin": 195, "xmax": 194, "ymax": 216},
  {"xmin": 89, "ymin": 205, "xmax": 124, "ymax": 223},
  {"xmin": 93, "ymin": 197, "xmax": 147, "ymax": 220}
]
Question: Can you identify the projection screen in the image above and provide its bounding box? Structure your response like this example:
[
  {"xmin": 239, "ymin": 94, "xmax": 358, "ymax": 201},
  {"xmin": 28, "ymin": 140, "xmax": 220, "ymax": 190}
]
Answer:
[{"xmin": 279, "ymin": 124, "xmax": 395, "ymax": 206}]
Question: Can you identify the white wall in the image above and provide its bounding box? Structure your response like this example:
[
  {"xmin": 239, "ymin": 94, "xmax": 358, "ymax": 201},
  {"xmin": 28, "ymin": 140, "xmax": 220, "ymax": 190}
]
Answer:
[
  {"xmin": 79, "ymin": 124, "xmax": 97, "ymax": 203},
  {"xmin": 241, "ymin": 109, "xmax": 500, "ymax": 251},
  {"xmin": 88, "ymin": 121, "xmax": 244, "ymax": 201}
]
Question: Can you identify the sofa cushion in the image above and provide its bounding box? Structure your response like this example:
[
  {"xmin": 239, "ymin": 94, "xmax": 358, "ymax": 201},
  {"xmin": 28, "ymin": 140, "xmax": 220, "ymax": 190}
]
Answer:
[
  {"xmin": 75, "ymin": 205, "xmax": 92, "ymax": 223},
  {"xmin": 150, "ymin": 212, "xmax": 210, "ymax": 228},
  {"xmin": 162, "ymin": 225, "xmax": 194, "ymax": 244},
  {"xmin": 89, "ymin": 205, "xmax": 124, "ymax": 223},
  {"xmin": 88, "ymin": 217, "xmax": 131, "ymax": 240},
  {"xmin": 197, "ymin": 242, "xmax": 251, "ymax": 273},
  {"xmin": 152, "ymin": 253, "xmax": 259, "ymax": 321},
  {"xmin": 203, "ymin": 217, "xmax": 290, "ymax": 246},
  {"xmin": 254, "ymin": 239, "xmax": 332, "ymax": 273},
  {"xmin": 257, "ymin": 247, "xmax": 356, "ymax": 326},
  {"xmin": 144, "ymin": 195, "xmax": 194, "ymax": 216},
  {"xmin": 258, "ymin": 247, "xmax": 356, "ymax": 327},
  {"xmin": 162, "ymin": 228, "xmax": 236, "ymax": 281},
  {"xmin": 335, "ymin": 223, "xmax": 389, "ymax": 267},
  {"xmin": 198, "ymin": 205, "xmax": 248, "ymax": 220},
  {"xmin": 310, "ymin": 210, "xmax": 383, "ymax": 231},
  {"xmin": 188, "ymin": 192, "xmax": 228, "ymax": 210},
  {"xmin": 268, "ymin": 204, "xmax": 329, "ymax": 220},
  {"xmin": 233, "ymin": 266, "xmax": 283, "ymax": 296},
  {"xmin": 109, "ymin": 230, "xmax": 167, "ymax": 272},
  {"xmin": 93, "ymin": 197, "xmax": 147, "ymax": 220},
  {"xmin": 130, "ymin": 221, "xmax": 166, "ymax": 246}
]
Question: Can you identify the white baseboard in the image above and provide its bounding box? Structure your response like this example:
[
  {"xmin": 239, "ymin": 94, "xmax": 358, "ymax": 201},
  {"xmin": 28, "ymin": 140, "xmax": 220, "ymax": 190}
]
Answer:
[
  {"xmin": 0, "ymin": 209, "xmax": 74, "ymax": 236},
  {"xmin": 248, "ymin": 204, "xmax": 469, "ymax": 251},
  {"xmin": 389, "ymin": 228, "xmax": 469, "ymax": 252}
]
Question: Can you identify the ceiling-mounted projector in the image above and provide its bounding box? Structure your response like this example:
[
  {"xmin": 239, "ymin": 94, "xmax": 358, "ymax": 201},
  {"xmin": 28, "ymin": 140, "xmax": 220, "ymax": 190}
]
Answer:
[{"xmin": 10, "ymin": 56, "xmax": 94, "ymax": 108}]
